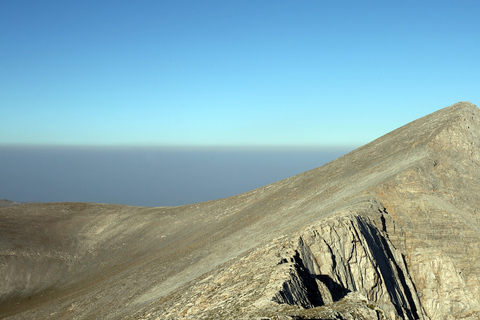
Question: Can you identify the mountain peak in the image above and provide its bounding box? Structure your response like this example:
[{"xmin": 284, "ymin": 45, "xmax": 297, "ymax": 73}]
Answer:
[
  {"xmin": 344, "ymin": 101, "xmax": 480, "ymax": 164},
  {"xmin": 1, "ymin": 102, "xmax": 480, "ymax": 319},
  {"xmin": 443, "ymin": 100, "xmax": 477, "ymax": 112}
]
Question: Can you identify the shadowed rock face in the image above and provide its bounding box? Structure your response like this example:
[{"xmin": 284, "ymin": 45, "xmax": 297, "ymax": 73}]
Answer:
[{"xmin": 2, "ymin": 102, "xmax": 480, "ymax": 319}]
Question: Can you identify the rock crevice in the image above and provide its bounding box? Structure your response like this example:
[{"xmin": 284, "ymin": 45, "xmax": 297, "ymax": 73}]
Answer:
[{"xmin": 271, "ymin": 206, "xmax": 427, "ymax": 320}]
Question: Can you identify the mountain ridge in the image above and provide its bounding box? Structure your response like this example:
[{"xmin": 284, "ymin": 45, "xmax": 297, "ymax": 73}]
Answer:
[{"xmin": 1, "ymin": 101, "xmax": 480, "ymax": 319}]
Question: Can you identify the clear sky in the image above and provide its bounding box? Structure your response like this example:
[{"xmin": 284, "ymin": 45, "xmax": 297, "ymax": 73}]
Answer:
[{"xmin": 2, "ymin": 1, "xmax": 479, "ymax": 148}]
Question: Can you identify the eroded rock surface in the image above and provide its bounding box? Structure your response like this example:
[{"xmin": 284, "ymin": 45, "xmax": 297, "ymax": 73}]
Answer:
[{"xmin": 149, "ymin": 199, "xmax": 427, "ymax": 319}]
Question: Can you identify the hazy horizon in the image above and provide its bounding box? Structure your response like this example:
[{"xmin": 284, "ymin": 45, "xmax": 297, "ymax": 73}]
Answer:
[
  {"xmin": 0, "ymin": 145, "xmax": 355, "ymax": 207},
  {"xmin": 3, "ymin": 2, "xmax": 479, "ymax": 207}
]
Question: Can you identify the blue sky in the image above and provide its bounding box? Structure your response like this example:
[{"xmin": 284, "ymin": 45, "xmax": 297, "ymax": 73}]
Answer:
[{"xmin": 2, "ymin": 1, "xmax": 480, "ymax": 147}]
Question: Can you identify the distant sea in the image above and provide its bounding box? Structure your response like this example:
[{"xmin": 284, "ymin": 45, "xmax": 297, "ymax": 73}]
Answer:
[{"xmin": 0, "ymin": 146, "xmax": 355, "ymax": 207}]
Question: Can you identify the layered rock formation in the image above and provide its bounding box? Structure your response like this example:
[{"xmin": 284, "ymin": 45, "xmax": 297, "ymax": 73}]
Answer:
[{"xmin": 1, "ymin": 102, "xmax": 480, "ymax": 319}]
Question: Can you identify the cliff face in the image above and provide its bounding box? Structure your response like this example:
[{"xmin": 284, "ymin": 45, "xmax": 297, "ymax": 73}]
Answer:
[
  {"xmin": 156, "ymin": 200, "xmax": 427, "ymax": 320},
  {"xmin": 1, "ymin": 102, "xmax": 480, "ymax": 319},
  {"xmin": 370, "ymin": 103, "xmax": 480, "ymax": 319},
  {"xmin": 155, "ymin": 195, "xmax": 479, "ymax": 320}
]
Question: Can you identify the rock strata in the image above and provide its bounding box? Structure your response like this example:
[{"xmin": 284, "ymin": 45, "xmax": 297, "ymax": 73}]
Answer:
[{"xmin": 151, "ymin": 199, "xmax": 427, "ymax": 319}]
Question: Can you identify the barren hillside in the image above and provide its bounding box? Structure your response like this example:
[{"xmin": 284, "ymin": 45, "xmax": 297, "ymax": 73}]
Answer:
[{"xmin": 1, "ymin": 102, "xmax": 480, "ymax": 319}]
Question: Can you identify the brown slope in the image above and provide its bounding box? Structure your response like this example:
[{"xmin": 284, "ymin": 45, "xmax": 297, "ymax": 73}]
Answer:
[{"xmin": 1, "ymin": 102, "xmax": 479, "ymax": 319}]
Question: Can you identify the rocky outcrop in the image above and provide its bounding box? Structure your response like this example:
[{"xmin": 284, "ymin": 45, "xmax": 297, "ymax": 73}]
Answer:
[
  {"xmin": 150, "ymin": 198, "xmax": 426, "ymax": 319},
  {"xmin": 275, "ymin": 207, "xmax": 425, "ymax": 319}
]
